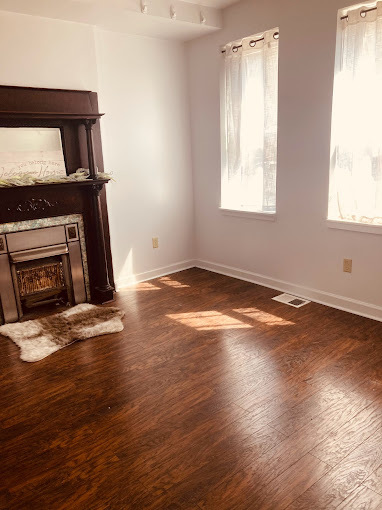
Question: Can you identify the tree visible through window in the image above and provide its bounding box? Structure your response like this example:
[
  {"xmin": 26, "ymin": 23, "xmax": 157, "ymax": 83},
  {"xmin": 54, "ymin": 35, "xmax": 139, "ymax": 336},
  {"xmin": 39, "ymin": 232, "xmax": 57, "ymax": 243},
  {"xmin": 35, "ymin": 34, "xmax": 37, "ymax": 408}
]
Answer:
[{"xmin": 221, "ymin": 28, "xmax": 279, "ymax": 214}]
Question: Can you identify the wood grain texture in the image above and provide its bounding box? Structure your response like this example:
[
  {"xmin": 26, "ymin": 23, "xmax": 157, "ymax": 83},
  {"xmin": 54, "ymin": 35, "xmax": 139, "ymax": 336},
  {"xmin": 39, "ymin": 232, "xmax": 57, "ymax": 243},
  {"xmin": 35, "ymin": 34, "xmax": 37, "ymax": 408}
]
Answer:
[
  {"xmin": 288, "ymin": 428, "xmax": 382, "ymax": 509},
  {"xmin": 336, "ymin": 485, "xmax": 382, "ymax": 510},
  {"xmin": 198, "ymin": 453, "xmax": 330, "ymax": 510},
  {"xmin": 310, "ymin": 398, "xmax": 382, "ymax": 467},
  {"xmin": 363, "ymin": 464, "xmax": 382, "ymax": 496},
  {"xmin": 1, "ymin": 268, "xmax": 382, "ymax": 509}
]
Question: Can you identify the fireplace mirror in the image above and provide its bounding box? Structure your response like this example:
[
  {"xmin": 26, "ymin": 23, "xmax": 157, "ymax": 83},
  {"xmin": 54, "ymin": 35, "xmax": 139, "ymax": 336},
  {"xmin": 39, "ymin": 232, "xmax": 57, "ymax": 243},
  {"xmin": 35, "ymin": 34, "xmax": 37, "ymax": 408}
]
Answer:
[{"xmin": 0, "ymin": 127, "xmax": 66, "ymax": 180}]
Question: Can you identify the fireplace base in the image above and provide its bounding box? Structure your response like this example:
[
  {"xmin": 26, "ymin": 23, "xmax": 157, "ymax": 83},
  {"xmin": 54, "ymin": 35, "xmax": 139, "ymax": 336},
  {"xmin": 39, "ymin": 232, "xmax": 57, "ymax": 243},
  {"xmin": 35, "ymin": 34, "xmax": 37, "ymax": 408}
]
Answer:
[{"xmin": 0, "ymin": 221, "xmax": 87, "ymax": 324}]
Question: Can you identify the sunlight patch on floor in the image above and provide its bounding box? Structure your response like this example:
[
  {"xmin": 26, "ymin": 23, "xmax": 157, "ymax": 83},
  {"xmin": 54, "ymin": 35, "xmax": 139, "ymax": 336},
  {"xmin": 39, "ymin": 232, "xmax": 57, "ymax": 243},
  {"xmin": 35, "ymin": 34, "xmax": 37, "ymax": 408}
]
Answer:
[
  {"xmin": 133, "ymin": 282, "xmax": 161, "ymax": 291},
  {"xmin": 233, "ymin": 308, "xmax": 294, "ymax": 326},
  {"xmin": 158, "ymin": 277, "xmax": 190, "ymax": 288},
  {"xmin": 166, "ymin": 311, "xmax": 252, "ymax": 331}
]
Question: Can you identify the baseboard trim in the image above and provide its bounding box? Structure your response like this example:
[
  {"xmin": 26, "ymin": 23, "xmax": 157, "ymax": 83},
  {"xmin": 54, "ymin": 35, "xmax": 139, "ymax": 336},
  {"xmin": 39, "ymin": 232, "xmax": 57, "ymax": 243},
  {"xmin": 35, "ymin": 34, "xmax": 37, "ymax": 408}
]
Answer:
[
  {"xmin": 115, "ymin": 257, "xmax": 382, "ymax": 322},
  {"xmin": 195, "ymin": 259, "xmax": 382, "ymax": 323},
  {"xmin": 115, "ymin": 259, "xmax": 196, "ymax": 290}
]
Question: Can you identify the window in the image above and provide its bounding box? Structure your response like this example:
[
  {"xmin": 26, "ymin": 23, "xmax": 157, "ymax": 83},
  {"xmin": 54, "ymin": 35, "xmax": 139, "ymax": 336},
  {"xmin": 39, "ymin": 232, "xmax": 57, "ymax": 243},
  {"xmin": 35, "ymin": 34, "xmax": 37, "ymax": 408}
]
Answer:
[
  {"xmin": 220, "ymin": 28, "xmax": 279, "ymax": 214},
  {"xmin": 328, "ymin": 3, "xmax": 382, "ymax": 226}
]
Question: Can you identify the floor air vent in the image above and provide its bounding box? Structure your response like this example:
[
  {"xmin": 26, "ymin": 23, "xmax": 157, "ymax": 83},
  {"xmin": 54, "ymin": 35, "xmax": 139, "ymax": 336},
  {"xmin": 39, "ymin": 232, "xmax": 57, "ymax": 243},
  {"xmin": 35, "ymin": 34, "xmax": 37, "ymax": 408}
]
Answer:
[{"xmin": 272, "ymin": 293, "xmax": 310, "ymax": 308}]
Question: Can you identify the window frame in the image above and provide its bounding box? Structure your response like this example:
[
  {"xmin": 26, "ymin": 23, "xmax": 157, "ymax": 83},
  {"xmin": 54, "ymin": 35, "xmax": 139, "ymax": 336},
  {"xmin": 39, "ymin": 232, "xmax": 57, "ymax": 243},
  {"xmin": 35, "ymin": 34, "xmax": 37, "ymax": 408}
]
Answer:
[
  {"xmin": 326, "ymin": 2, "xmax": 382, "ymax": 233},
  {"xmin": 220, "ymin": 29, "xmax": 279, "ymax": 219}
]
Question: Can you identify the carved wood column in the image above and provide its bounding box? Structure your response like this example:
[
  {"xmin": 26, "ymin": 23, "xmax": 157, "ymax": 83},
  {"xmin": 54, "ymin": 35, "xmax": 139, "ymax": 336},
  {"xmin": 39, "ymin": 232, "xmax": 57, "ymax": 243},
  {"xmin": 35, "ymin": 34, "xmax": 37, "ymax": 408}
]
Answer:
[
  {"xmin": 89, "ymin": 183, "xmax": 115, "ymax": 302},
  {"xmin": 83, "ymin": 119, "xmax": 115, "ymax": 303},
  {"xmin": 84, "ymin": 119, "xmax": 97, "ymax": 179}
]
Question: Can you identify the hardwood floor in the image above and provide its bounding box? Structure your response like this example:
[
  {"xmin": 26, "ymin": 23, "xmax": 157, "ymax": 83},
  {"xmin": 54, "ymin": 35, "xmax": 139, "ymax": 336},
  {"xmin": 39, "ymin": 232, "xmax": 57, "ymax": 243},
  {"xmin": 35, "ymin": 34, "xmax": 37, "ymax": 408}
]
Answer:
[{"xmin": 1, "ymin": 267, "xmax": 382, "ymax": 509}]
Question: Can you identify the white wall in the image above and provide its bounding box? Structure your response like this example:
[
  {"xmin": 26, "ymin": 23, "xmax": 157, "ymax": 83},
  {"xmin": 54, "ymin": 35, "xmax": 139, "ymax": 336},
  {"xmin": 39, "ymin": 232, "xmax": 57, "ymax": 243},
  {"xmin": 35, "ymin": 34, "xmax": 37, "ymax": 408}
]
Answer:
[
  {"xmin": 0, "ymin": 11, "xmax": 195, "ymax": 288},
  {"xmin": 2, "ymin": 5, "xmax": 382, "ymax": 318},
  {"xmin": 95, "ymin": 29, "xmax": 194, "ymax": 287},
  {"xmin": 187, "ymin": 0, "xmax": 382, "ymax": 319},
  {"xmin": 0, "ymin": 11, "xmax": 98, "ymax": 90}
]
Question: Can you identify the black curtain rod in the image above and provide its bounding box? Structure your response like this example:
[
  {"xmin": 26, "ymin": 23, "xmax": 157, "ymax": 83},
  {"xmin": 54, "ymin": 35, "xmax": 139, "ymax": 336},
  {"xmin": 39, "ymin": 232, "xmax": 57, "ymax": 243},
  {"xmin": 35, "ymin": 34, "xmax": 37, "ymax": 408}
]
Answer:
[
  {"xmin": 221, "ymin": 31, "xmax": 279, "ymax": 54},
  {"xmin": 340, "ymin": 5, "xmax": 377, "ymax": 20}
]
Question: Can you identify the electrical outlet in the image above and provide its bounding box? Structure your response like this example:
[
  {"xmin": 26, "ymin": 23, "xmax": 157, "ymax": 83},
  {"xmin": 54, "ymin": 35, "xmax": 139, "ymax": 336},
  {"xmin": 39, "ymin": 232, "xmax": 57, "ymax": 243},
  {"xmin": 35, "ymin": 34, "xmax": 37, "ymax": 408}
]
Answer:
[
  {"xmin": 343, "ymin": 258, "xmax": 352, "ymax": 273},
  {"xmin": 152, "ymin": 237, "xmax": 159, "ymax": 249}
]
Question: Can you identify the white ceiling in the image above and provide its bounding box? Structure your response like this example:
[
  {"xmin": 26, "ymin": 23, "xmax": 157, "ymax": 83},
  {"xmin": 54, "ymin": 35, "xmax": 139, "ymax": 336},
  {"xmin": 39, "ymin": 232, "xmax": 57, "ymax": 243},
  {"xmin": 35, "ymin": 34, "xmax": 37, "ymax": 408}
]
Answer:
[
  {"xmin": 0, "ymin": 0, "xmax": 230, "ymax": 41},
  {"xmin": 180, "ymin": 0, "xmax": 240, "ymax": 8}
]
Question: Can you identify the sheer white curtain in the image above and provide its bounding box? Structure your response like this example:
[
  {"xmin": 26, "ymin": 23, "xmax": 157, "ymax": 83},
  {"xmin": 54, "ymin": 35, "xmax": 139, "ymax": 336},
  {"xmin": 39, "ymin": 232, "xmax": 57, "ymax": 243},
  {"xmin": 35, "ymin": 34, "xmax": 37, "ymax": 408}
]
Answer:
[
  {"xmin": 329, "ymin": 3, "xmax": 382, "ymax": 224},
  {"xmin": 221, "ymin": 29, "xmax": 279, "ymax": 213}
]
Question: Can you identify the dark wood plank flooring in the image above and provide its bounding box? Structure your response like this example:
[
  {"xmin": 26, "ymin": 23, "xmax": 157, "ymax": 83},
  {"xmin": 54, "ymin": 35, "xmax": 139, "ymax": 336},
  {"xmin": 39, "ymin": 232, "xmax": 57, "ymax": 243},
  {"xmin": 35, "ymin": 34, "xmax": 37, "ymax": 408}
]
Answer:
[{"xmin": 1, "ymin": 268, "xmax": 382, "ymax": 509}]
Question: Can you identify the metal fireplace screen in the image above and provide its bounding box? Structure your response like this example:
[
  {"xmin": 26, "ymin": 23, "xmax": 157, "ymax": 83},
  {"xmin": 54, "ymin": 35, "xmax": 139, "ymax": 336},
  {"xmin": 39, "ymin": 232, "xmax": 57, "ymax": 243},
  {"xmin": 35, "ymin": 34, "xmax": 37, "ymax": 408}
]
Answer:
[{"xmin": 16, "ymin": 262, "xmax": 65, "ymax": 297}]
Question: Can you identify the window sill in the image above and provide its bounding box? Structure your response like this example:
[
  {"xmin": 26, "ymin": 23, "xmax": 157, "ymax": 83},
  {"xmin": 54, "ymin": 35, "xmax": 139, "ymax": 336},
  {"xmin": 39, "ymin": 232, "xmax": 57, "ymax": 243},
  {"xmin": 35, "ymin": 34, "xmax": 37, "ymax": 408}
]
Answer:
[
  {"xmin": 327, "ymin": 219, "xmax": 382, "ymax": 235},
  {"xmin": 219, "ymin": 207, "xmax": 277, "ymax": 221}
]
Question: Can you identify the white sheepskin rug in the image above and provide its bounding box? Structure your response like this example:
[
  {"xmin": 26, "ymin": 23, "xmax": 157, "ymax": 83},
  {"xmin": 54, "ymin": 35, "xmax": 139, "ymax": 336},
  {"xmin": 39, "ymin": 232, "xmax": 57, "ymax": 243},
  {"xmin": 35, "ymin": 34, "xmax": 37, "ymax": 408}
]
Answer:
[{"xmin": 0, "ymin": 303, "xmax": 125, "ymax": 362}]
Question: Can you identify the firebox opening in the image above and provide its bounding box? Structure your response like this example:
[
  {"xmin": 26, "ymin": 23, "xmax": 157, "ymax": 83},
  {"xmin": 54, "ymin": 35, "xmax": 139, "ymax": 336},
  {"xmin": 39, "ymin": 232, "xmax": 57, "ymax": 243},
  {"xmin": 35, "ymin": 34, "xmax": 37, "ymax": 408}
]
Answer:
[{"xmin": 13, "ymin": 255, "xmax": 74, "ymax": 314}]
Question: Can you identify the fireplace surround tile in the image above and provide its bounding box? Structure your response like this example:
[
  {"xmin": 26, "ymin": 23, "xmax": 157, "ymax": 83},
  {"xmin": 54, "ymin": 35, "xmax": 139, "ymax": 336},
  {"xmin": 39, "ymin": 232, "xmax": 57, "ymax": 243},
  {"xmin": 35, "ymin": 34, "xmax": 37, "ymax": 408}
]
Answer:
[{"xmin": 0, "ymin": 214, "xmax": 90, "ymax": 299}]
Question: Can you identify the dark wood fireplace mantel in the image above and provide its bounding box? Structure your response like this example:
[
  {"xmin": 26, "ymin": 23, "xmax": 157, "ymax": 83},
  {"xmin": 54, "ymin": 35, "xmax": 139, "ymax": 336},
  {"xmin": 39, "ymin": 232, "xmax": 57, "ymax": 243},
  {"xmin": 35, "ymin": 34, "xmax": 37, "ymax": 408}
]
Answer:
[
  {"xmin": 0, "ymin": 111, "xmax": 104, "ymax": 120},
  {"xmin": 0, "ymin": 85, "xmax": 115, "ymax": 304}
]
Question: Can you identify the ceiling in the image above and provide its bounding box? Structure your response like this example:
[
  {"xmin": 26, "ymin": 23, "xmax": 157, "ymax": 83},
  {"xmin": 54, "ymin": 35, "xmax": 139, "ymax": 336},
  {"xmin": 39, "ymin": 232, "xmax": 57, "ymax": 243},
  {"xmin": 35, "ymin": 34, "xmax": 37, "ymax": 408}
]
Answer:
[
  {"xmin": 0, "ymin": 0, "xmax": 239, "ymax": 41},
  {"xmin": 180, "ymin": 0, "xmax": 240, "ymax": 8}
]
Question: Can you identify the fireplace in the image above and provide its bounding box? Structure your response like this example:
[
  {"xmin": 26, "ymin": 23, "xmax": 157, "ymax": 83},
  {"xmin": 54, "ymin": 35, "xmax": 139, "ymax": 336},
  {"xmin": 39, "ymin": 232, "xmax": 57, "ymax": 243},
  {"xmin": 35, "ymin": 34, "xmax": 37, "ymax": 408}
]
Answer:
[
  {"xmin": 0, "ymin": 85, "xmax": 115, "ymax": 324},
  {"xmin": 0, "ymin": 221, "xmax": 87, "ymax": 323}
]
